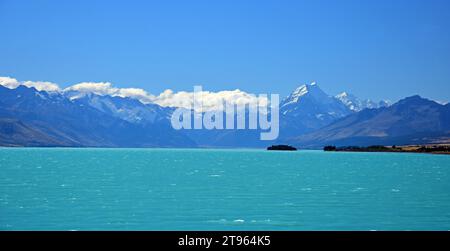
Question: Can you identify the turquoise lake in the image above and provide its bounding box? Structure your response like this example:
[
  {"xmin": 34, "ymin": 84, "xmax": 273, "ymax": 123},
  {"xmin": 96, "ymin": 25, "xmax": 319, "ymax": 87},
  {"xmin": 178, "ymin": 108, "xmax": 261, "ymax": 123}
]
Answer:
[{"xmin": 1, "ymin": 148, "xmax": 449, "ymax": 230}]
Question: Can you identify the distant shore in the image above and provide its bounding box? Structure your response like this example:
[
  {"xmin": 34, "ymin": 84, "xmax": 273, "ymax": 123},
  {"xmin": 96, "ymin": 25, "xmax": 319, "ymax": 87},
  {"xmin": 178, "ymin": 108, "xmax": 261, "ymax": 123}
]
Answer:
[{"xmin": 323, "ymin": 144, "xmax": 450, "ymax": 154}]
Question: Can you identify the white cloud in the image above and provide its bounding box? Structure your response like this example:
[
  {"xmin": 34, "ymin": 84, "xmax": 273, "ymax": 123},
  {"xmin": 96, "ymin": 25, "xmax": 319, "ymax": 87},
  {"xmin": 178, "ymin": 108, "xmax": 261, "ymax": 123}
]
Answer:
[
  {"xmin": 151, "ymin": 89, "xmax": 269, "ymax": 112},
  {"xmin": 63, "ymin": 82, "xmax": 157, "ymax": 103},
  {"xmin": 0, "ymin": 77, "xmax": 21, "ymax": 89},
  {"xmin": 22, "ymin": 81, "xmax": 60, "ymax": 92},
  {"xmin": 1, "ymin": 76, "xmax": 269, "ymax": 111},
  {"xmin": 61, "ymin": 80, "xmax": 267, "ymax": 111},
  {"xmin": 64, "ymin": 82, "xmax": 117, "ymax": 95},
  {"xmin": 116, "ymin": 88, "xmax": 156, "ymax": 103},
  {"xmin": 0, "ymin": 77, "xmax": 60, "ymax": 92}
]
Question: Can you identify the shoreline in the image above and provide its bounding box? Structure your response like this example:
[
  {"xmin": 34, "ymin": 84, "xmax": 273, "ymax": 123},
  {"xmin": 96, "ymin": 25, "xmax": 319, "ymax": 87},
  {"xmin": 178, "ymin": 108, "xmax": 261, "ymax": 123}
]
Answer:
[{"xmin": 323, "ymin": 144, "xmax": 450, "ymax": 155}]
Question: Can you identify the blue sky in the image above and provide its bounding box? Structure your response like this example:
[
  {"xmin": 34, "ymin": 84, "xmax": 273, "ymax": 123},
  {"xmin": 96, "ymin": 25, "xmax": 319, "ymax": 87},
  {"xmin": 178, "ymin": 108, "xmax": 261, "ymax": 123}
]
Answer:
[{"xmin": 1, "ymin": 0, "xmax": 449, "ymax": 102}]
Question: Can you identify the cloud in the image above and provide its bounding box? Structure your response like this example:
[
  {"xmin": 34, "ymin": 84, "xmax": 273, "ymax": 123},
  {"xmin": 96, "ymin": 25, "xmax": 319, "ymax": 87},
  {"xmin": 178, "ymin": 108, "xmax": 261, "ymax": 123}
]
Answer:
[
  {"xmin": 63, "ymin": 82, "xmax": 157, "ymax": 103},
  {"xmin": 0, "ymin": 77, "xmax": 21, "ymax": 89},
  {"xmin": 61, "ymin": 81, "xmax": 267, "ymax": 111},
  {"xmin": 151, "ymin": 89, "xmax": 269, "ymax": 112},
  {"xmin": 116, "ymin": 88, "xmax": 156, "ymax": 103},
  {"xmin": 0, "ymin": 76, "xmax": 60, "ymax": 92},
  {"xmin": 1, "ymin": 76, "xmax": 269, "ymax": 111},
  {"xmin": 64, "ymin": 82, "xmax": 117, "ymax": 95},
  {"xmin": 22, "ymin": 81, "xmax": 60, "ymax": 92}
]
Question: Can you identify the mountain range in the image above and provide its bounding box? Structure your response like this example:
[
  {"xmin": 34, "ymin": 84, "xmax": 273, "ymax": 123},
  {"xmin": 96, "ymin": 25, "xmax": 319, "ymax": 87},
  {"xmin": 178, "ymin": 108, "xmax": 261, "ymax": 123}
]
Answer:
[
  {"xmin": 0, "ymin": 85, "xmax": 195, "ymax": 147},
  {"xmin": 0, "ymin": 82, "xmax": 448, "ymax": 148},
  {"xmin": 292, "ymin": 95, "xmax": 450, "ymax": 147}
]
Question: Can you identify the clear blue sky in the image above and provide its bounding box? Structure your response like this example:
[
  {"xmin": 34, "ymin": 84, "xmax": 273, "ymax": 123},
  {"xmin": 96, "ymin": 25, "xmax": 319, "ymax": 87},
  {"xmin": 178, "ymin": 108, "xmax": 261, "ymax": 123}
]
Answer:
[{"xmin": 1, "ymin": 0, "xmax": 449, "ymax": 102}]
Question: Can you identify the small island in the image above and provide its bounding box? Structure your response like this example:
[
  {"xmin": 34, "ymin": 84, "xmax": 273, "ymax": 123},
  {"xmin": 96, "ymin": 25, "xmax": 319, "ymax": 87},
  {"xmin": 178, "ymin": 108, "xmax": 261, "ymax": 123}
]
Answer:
[
  {"xmin": 323, "ymin": 145, "xmax": 450, "ymax": 154},
  {"xmin": 267, "ymin": 145, "xmax": 297, "ymax": 151}
]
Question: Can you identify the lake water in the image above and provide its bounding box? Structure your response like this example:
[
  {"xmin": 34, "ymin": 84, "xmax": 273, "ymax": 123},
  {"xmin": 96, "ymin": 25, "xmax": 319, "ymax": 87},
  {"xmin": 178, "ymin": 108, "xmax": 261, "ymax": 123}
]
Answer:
[{"xmin": 1, "ymin": 148, "xmax": 449, "ymax": 230}]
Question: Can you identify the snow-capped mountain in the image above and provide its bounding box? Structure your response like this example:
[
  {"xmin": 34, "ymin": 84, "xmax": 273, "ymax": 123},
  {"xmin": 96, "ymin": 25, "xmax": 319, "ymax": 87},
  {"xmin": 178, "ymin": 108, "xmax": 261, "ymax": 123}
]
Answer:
[
  {"xmin": 281, "ymin": 82, "xmax": 351, "ymax": 118},
  {"xmin": 1, "ymin": 81, "xmax": 447, "ymax": 148},
  {"xmin": 279, "ymin": 82, "xmax": 352, "ymax": 137},
  {"xmin": 0, "ymin": 85, "xmax": 195, "ymax": 147},
  {"xmin": 292, "ymin": 95, "xmax": 450, "ymax": 147},
  {"xmin": 64, "ymin": 90, "xmax": 172, "ymax": 125},
  {"xmin": 335, "ymin": 92, "xmax": 390, "ymax": 112}
]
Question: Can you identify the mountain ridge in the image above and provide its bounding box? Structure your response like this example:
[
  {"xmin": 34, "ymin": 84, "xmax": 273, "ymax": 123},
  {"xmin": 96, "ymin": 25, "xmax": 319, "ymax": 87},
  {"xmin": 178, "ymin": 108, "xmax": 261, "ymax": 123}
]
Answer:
[
  {"xmin": 0, "ymin": 82, "xmax": 448, "ymax": 148},
  {"xmin": 291, "ymin": 95, "xmax": 450, "ymax": 148},
  {"xmin": 0, "ymin": 85, "xmax": 196, "ymax": 147}
]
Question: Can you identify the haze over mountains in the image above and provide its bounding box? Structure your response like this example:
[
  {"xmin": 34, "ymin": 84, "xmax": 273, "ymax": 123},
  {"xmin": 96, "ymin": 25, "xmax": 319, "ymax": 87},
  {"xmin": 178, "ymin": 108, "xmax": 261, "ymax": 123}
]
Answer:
[{"xmin": 0, "ymin": 77, "xmax": 448, "ymax": 148}]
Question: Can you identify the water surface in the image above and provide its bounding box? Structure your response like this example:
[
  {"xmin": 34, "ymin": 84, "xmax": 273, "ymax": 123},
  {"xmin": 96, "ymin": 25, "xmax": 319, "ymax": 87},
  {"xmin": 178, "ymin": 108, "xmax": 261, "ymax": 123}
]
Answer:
[{"xmin": 1, "ymin": 148, "xmax": 449, "ymax": 230}]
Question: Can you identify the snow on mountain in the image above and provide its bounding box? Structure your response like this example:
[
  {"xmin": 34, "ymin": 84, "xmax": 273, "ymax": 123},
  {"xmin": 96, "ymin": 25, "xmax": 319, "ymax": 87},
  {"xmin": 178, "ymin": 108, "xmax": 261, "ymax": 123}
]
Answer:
[
  {"xmin": 335, "ymin": 92, "xmax": 377, "ymax": 111},
  {"xmin": 292, "ymin": 95, "xmax": 450, "ymax": 147},
  {"xmin": 64, "ymin": 90, "xmax": 172, "ymax": 125},
  {"xmin": 0, "ymin": 85, "xmax": 196, "ymax": 147},
  {"xmin": 2, "ymin": 79, "xmax": 447, "ymax": 148},
  {"xmin": 334, "ymin": 92, "xmax": 391, "ymax": 112},
  {"xmin": 278, "ymin": 82, "xmax": 353, "ymax": 137},
  {"xmin": 282, "ymin": 82, "xmax": 336, "ymax": 107},
  {"xmin": 281, "ymin": 82, "xmax": 351, "ymax": 118}
]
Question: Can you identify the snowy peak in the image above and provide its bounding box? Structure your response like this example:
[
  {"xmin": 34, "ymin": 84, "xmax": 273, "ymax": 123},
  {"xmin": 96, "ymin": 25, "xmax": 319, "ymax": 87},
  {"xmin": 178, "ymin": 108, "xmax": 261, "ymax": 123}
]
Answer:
[
  {"xmin": 283, "ymin": 82, "xmax": 330, "ymax": 106},
  {"xmin": 67, "ymin": 93, "xmax": 171, "ymax": 125},
  {"xmin": 64, "ymin": 90, "xmax": 94, "ymax": 101},
  {"xmin": 290, "ymin": 84, "xmax": 309, "ymax": 99},
  {"xmin": 335, "ymin": 91, "xmax": 391, "ymax": 112},
  {"xmin": 334, "ymin": 91, "xmax": 363, "ymax": 111},
  {"xmin": 335, "ymin": 91, "xmax": 349, "ymax": 99},
  {"xmin": 280, "ymin": 82, "xmax": 353, "ymax": 132}
]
